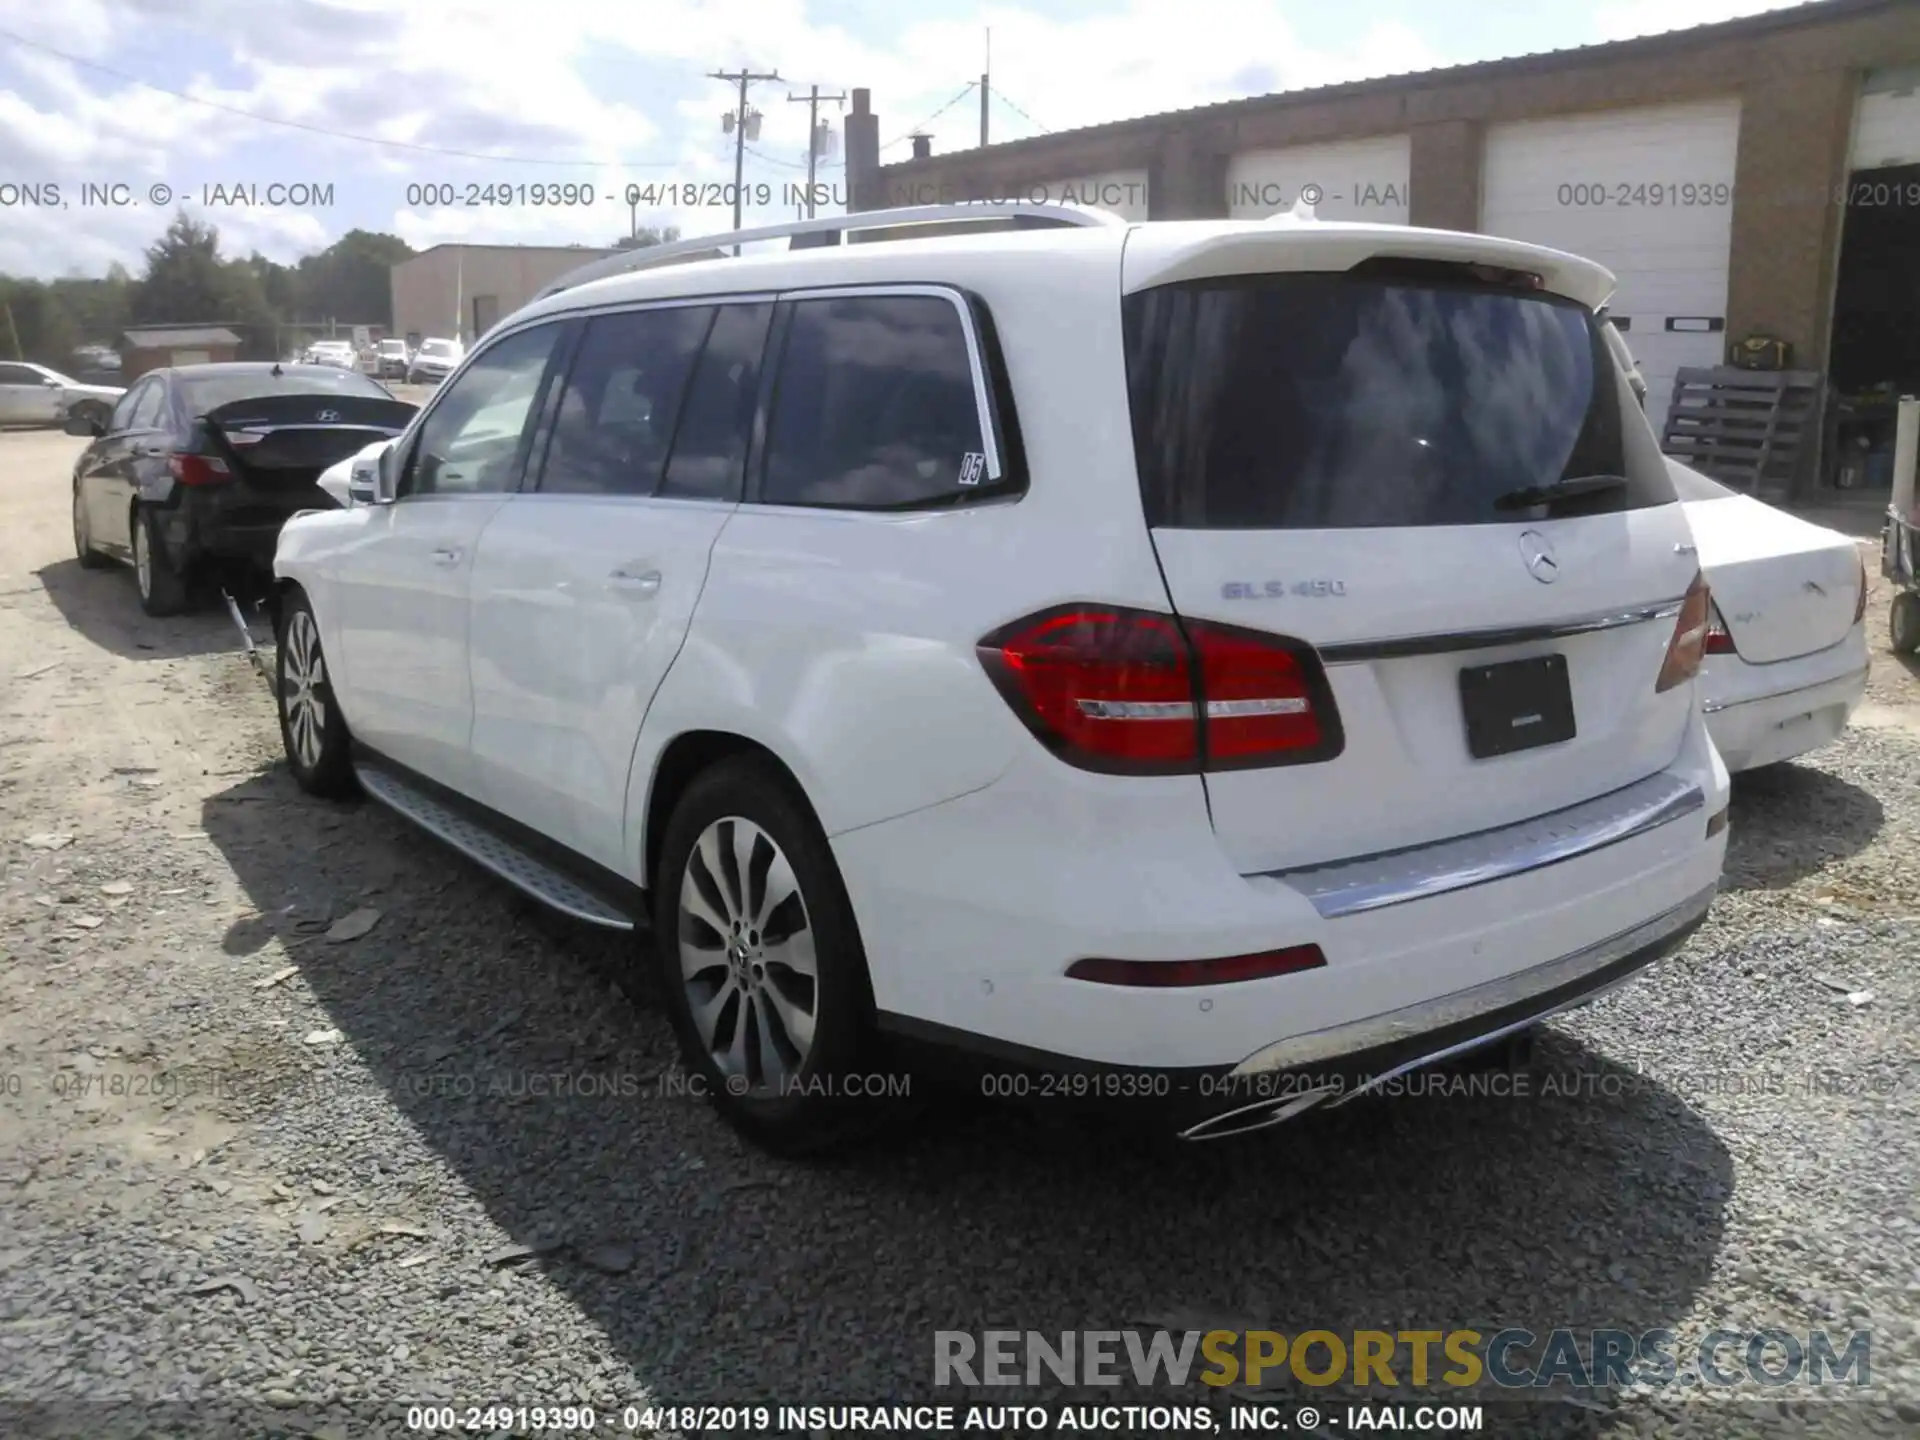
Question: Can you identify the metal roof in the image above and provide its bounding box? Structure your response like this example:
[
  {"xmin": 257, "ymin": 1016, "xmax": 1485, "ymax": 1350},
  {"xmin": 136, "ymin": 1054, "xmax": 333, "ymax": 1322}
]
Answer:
[{"xmin": 121, "ymin": 327, "xmax": 243, "ymax": 348}]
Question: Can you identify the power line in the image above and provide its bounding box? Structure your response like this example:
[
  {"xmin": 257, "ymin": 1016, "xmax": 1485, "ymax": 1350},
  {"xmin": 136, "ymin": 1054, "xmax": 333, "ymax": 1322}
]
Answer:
[
  {"xmin": 0, "ymin": 26, "xmax": 690, "ymax": 168},
  {"xmin": 880, "ymin": 83, "xmax": 978, "ymax": 151},
  {"xmin": 992, "ymin": 88, "xmax": 1052, "ymax": 135}
]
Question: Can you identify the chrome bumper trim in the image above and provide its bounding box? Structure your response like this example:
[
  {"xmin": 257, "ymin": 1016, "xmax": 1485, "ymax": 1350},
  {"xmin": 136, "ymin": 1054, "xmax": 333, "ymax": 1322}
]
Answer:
[
  {"xmin": 1318, "ymin": 598, "xmax": 1684, "ymax": 665},
  {"xmin": 1264, "ymin": 771, "xmax": 1703, "ymax": 920},
  {"xmin": 1227, "ymin": 882, "xmax": 1717, "ymax": 1079},
  {"xmin": 1701, "ymin": 663, "xmax": 1869, "ymax": 715}
]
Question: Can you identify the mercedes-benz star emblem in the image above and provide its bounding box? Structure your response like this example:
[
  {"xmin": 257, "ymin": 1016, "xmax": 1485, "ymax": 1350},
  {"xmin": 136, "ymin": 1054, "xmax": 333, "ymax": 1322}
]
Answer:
[
  {"xmin": 1518, "ymin": 529, "xmax": 1560, "ymax": 584},
  {"xmin": 315, "ymin": 409, "xmax": 340, "ymax": 422}
]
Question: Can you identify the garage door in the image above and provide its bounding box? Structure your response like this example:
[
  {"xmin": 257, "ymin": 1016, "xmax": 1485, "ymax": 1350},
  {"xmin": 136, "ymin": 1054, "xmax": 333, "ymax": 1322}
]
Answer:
[
  {"xmin": 1480, "ymin": 99, "xmax": 1741, "ymax": 437},
  {"xmin": 1226, "ymin": 134, "xmax": 1410, "ymax": 223},
  {"xmin": 1851, "ymin": 66, "xmax": 1920, "ymax": 170},
  {"xmin": 1049, "ymin": 170, "xmax": 1150, "ymax": 221}
]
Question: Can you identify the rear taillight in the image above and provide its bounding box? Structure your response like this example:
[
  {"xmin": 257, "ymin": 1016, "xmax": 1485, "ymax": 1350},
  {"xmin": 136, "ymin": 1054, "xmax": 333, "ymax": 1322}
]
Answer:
[
  {"xmin": 976, "ymin": 605, "xmax": 1343, "ymax": 775},
  {"xmin": 1655, "ymin": 571, "xmax": 1712, "ymax": 693},
  {"xmin": 1705, "ymin": 602, "xmax": 1736, "ymax": 656},
  {"xmin": 1853, "ymin": 550, "xmax": 1868, "ymax": 628},
  {"xmin": 169, "ymin": 453, "xmax": 231, "ymax": 486},
  {"xmin": 1067, "ymin": 945, "xmax": 1327, "ymax": 987}
]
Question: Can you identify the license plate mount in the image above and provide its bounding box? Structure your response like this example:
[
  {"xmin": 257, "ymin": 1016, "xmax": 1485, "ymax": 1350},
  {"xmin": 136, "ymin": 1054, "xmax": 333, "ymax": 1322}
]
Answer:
[{"xmin": 1459, "ymin": 654, "xmax": 1576, "ymax": 759}]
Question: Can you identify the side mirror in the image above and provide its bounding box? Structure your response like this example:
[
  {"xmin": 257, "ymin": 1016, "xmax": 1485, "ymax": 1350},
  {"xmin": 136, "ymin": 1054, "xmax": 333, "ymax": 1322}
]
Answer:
[
  {"xmin": 44, "ymin": 377, "xmax": 63, "ymax": 387},
  {"xmin": 63, "ymin": 413, "xmax": 103, "ymax": 437},
  {"xmin": 371, "ymin": 443, "xmax": 400, "ymax": 504}
]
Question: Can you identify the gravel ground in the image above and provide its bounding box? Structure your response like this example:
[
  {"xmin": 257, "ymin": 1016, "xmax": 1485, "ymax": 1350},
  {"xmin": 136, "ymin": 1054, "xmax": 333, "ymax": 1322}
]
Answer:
[{"xmin": 2, "ymin": 429, "xmax": 1916, "ymax": 1440}]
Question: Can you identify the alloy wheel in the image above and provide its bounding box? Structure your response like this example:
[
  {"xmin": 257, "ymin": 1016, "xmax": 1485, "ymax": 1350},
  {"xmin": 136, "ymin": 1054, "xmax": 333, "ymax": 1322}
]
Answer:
[
  {"xmin": 281, "ymin": 610, "xmax": 328, "ymax": 771},
  {"xmin": 132, "ymin": 520, "xmax": 151, "ymax": 599},
  {"xmin": 677, "ymin": 817, "xmax": 818, "ymax": 1093}
]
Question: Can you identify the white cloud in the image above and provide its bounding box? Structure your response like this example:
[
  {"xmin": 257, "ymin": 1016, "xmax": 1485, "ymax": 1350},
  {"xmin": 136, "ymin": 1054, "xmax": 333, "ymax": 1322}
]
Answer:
[{"xmin": 0, "ymin": 0, "xmax": 1467, "ymax": 275}]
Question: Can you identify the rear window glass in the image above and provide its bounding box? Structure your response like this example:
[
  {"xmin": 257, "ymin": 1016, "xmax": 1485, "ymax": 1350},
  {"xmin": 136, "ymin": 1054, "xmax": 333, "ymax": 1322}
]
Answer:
[
  {"xmin": 182, "ymin": 369, "xmax": 391, "ymax": 412},
  {"xmin": 1124, "ymin": 273, "xmax": 1672, "ymax": 529}
]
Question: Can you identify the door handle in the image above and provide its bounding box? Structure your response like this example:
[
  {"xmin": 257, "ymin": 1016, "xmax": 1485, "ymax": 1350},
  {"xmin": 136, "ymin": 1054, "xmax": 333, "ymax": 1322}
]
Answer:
[
  {"xmin": 431, "ymin": 546, "xmax": 463, "ymax": 566},
  {"xmin": 607, "ymin": 567, "xmax": 661, "ymax": 596}
]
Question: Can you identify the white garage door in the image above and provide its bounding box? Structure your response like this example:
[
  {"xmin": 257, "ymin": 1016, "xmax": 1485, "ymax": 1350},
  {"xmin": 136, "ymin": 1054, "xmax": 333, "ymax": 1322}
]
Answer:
[
  {"xmin": 1226, "ymin": 134, "xmax": 1410, "ymax": 224},
  {"xmin": 1481, "ymin": 99, "xmax": 1741, "ymax": 437},
  {"xmin": 1851, "ymin": 66, "xmax": 1920, "ymax": 170},
  {"xmin": 1049, "ymin": 170, "xmax": 1150, "ymax": 221}
]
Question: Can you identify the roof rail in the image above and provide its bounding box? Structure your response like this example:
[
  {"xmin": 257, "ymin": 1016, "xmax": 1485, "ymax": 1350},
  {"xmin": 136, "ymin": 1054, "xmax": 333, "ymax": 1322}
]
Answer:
[{"xmin": 537, "ymin": 202, "xmax": 1127, "ymax": 300}]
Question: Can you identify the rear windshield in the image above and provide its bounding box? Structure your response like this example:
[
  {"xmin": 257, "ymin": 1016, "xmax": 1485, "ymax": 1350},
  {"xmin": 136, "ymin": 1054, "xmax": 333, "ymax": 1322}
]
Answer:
[
  {"xmin": 1123, "ymin": 271, "xmax": 1674, "ymax": 529},
  {"xmin": 181, "ymin": 369, "xmax": 392, "ymax": 413}
]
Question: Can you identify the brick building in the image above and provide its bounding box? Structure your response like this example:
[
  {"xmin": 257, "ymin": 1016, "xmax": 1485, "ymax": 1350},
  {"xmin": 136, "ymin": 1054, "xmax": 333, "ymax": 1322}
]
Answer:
[{"xmin": 846, "ymin": 0, "xmax": 1920, "ymax": 499}]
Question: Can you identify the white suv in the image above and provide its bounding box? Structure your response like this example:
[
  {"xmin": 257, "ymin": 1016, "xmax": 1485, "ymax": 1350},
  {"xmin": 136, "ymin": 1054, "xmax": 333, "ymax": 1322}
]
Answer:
[{"xmin": 266, "ymin": 203, "xmax": 1729, "ymax": 1153}]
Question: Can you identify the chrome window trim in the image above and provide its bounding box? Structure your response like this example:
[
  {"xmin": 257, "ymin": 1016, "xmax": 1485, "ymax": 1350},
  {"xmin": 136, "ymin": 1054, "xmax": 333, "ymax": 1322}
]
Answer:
[
  {"xmin": 1318, "ymin": 598, "xmax": 1686, "ymax": 664},
  {"xmin": 771, "ymin": 282, "xmax": 1006, "ymax": 485},
  {"xmin": 1225, "ymin": 882, "xmax": 1717, "ymax": 1080},
  {"xmin": 1262, "ymin": 770, "xmax": 1705, "ymax": 919}
]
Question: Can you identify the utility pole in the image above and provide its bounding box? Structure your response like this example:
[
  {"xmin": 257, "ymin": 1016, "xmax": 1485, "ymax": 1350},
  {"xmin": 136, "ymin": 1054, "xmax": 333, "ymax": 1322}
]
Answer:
[
  {"xmin": 787, "ymin": 84, "xmax": 846, "ymax": 218},
  {"xmin": 980, "ymin": 27, "xmax": 990, "ymax": 147},
  {"xmin": 712, "ymin": 67, "xmax": 780, "ymax": 252}
]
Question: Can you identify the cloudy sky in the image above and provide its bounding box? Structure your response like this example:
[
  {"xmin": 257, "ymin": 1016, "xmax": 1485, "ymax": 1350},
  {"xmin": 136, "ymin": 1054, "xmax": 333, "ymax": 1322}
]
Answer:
[{"xmin": 0, "ymin": 0, "xmax": 1809, "ymax": 279}]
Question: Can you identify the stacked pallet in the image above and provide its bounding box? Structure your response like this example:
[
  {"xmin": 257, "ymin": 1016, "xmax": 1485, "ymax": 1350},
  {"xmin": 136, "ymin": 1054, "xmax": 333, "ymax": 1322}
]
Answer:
[{"xmin": 1659, "ymin": 367, "xmax": 1822, "ymax": 494}]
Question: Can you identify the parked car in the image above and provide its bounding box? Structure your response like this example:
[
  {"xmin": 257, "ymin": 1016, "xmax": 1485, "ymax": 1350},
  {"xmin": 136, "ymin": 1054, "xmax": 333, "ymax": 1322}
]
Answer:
[
  {"xmin": 67, "ymin": 362, "xmax": 416, "ymax": 616},
  {"xmin": 264, "ymin": 205, "xmax": 1729, "ymax": 1154},
  {"xmin": 1668, "ymin": 461, "xmax": 1871, "ymax": 771},
  {"xmin": 405, "ymin": 337, "xmax": 463, "ymax": 384},
  {"xmin": 0, "ymin": 360, "xmax": 124, "ymax": 430},
  {"xmin": 302, "ymin": 340, "xmax": 357, "ymax": 369},
  {"xmin": 373, "ymin": 338, "xmax": 412, "ymax": 379}
]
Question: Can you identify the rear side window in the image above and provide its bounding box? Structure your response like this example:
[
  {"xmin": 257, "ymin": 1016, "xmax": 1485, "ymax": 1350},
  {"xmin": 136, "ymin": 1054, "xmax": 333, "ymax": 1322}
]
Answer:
[
  {"xmin": 1124, "ymin": 273, "xmax": 1671, "ymax": 529},
  {"xmin": 127, "ymin": 381, "xmax": 166, "ymax": 431},
  {"xmin": 659, "ymin": 302, "xmax": 774, "ymax": 502},
  {"xmin": 760, "ymin": 293, "xmax": 998, "ymax": 510},
  {"xmin": 537, "ymin": 306, "xmax": 711, "ymax": 497}
]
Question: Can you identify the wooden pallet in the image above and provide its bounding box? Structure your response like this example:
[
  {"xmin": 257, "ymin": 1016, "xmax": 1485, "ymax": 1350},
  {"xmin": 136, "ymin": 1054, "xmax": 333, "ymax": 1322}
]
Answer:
[{"xmin": 1660, "ymin": 367, "xmax": 1822, "ymax": 494}]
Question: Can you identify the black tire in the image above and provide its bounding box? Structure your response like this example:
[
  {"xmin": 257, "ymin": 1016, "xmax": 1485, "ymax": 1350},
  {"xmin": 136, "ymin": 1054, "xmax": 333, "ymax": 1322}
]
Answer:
[
  {"xmin": 652, "ymin": 756, "xmax": 900, "ymax": 1155},
  {"xmin": 1892, "ymin": 591, "xmax": 1920, "ymax": 656},
  {"xmin": 275, "ymin": 589, "xmax": 357, "ymax": 798},
  {"xmin": 131, "ymin": 505, "xmax": 190, "ymax": 616},
  {"xmin": 73, "ymin": 484, "xmax": 108, "ymax": 569}
]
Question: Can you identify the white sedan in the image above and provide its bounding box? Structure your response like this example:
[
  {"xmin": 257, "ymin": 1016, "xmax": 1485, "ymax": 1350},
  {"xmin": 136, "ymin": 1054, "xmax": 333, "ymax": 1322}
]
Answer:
[{"xmin": 1670, "ymin": 460, "xmax": 1870, "ymax": 772}]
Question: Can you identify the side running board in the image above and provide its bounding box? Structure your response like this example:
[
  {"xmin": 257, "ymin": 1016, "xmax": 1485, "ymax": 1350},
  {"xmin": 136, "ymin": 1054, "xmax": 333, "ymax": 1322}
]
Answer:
[{"xmin": 354, "ymin": 765, "xmax": 635, "ymax": 931}]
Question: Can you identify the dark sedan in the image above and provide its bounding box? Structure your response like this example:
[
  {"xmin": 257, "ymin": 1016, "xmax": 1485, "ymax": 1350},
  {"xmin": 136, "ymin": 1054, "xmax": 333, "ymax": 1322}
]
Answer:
[{"xmin": 68, "ymin": 363, "xmax": 417, "ymax": 616}]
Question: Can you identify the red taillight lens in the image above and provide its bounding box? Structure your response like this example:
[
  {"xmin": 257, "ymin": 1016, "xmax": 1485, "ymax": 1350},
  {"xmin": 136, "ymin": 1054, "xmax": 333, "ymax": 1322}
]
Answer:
[
  {"xmin": 1655, "ymin": 572, "xmax": 1712, "ymax": 692},
  {"xmin": 977, "ymin": 605, "xmax": 1342, "ymax": 774},
  {"xmin": 1852, "ymin": 550, "xmax": 1868, "ymax": 628},
  {"xmin": 1067, "ymin": 945, "xmax": 1327, "ymax": 987},
  {"xmin": 1704, "ymin": 602, "xmax": 1736, "ymax": 656},
  {"xmin": 169, "ymin": 453, "xmax": 231, "ymax": 486}
]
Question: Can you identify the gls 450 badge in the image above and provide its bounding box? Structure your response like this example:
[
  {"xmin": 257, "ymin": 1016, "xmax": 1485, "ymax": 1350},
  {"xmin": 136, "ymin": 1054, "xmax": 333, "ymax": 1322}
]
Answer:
[{"xmin": 1222, "ymin": 579, "xmax": 1347, "ymax": 600}]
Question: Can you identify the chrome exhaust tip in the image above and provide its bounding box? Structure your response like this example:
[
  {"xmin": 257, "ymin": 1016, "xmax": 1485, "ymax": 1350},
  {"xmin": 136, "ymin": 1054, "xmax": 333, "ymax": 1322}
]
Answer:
[{"xmin": 1177, "ymin": 1085, "xmax": 1341, "ymax": 1142}]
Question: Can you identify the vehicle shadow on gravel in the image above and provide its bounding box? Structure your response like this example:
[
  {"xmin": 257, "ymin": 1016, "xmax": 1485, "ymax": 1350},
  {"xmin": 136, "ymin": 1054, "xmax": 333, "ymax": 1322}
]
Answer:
[
  {"xmin": 201, "ymin": 766, "xmax": 1734, "ymax": 1432},
  {"xmin": 1722, "ymin": 762, "xmax": 1884, "ymax": 892},
  {"xmin": 35, "ymin": 557, "xmax": 254, "ymax": 662}
]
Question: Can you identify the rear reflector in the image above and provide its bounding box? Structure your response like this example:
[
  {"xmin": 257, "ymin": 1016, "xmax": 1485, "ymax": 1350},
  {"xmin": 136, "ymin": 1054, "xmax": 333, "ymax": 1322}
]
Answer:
[
  {"xmin": 1067, "ymin": 945, "xmax": 1327, "ymax": 987},
  {"xmin": 1655, "ymin": 572, "xmax": 1711, "ymax": 692},
  {"xmin": 170, "ymin": 453, "xmax": 232, "ymax": 487},
  {"xmin": 977, "ymin": 604, "xmax": 1344, "ymax": 775}
]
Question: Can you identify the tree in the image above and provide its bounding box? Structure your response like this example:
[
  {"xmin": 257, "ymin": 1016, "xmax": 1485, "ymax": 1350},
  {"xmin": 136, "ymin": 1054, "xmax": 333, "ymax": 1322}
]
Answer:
[
  {"xmin": 294, "ymin": 229, "xmax": 414, "ymax": 325},
  {"xmin": 613, "ymin": 225, "xmax": 682, "ymax": 250},
  {"xmin": 130, "ymin": 211, "xmax": 235, "ymax": 325}
]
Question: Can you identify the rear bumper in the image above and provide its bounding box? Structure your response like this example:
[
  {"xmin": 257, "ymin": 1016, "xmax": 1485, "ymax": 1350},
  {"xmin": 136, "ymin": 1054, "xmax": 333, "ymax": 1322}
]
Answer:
[
  {"xmin": 1702, "ymin": 626, "xmax": 1869, "ymax": 771},
  {"xmin": 155, "ymin": 485, "xmax": 327, "ymax": 571},
  {"xmin": 842, "ymin": 716, "xmax": 1729, "ymax": 1089}
]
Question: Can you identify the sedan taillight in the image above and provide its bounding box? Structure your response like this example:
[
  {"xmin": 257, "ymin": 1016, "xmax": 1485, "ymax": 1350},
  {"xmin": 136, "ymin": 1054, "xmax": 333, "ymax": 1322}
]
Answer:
[
  {"xmin": 1655, "ymin": 572, "xmax": 1712, "ymax": 692},
  {"xmin": 1853, "ymin": 550, "xmax": 1869, "ymax": 628},
  {"xmin": 169, "ymin": 453, "xmax": 231, "ymax": 486},
  {"xmin": 1704, "ymin": 602, "xmax": 1737, "ymax": 656}
]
